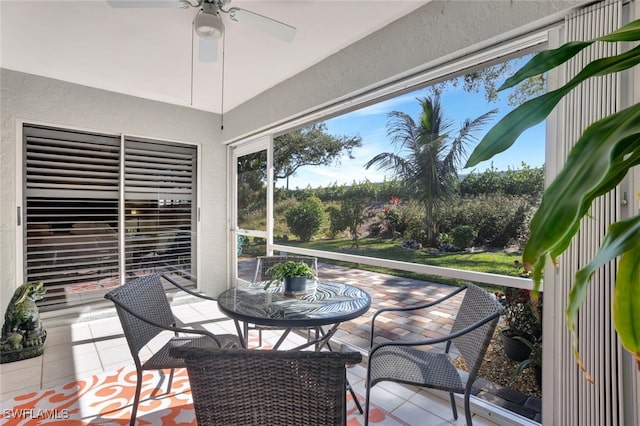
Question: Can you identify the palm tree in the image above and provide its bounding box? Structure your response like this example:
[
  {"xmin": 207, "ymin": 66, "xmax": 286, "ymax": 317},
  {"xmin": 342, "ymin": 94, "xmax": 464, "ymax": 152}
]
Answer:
[{"xmin": 365, "ymin": 95, "xmax": 497, "ymax": 245}]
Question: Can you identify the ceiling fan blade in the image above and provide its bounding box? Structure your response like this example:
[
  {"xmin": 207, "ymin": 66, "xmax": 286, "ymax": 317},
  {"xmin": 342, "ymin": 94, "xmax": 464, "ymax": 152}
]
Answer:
[
  {"xmin": 107, "ymin": 0, "xmax": 191, "ymax": 8},
  {"xmin": 199, "ymin": 37, "xmax": 218, "ymax": 62},
  {"xmin": 227, "ymin": 7, "xmax": 296, "ymax": 42}
]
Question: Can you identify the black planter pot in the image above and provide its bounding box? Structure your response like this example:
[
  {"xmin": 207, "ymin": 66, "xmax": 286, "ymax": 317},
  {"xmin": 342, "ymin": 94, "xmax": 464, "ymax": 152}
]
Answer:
[
  {"xmin": 501, "ymin": 330, "xmax": 533, "ymax": 361},
  {"xmin": 533, "ymin": 365, "xmax": 542, "ymax": 390},
  {"xmin": 283, "ymin": 276, "xmax": 307, "ymax": 296}
]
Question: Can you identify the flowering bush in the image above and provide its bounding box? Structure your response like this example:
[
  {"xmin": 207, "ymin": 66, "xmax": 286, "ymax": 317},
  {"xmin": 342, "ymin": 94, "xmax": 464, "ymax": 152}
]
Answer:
[{"xmin": 495, "ymin": 287, "xmax": 542, "ymax": 337}]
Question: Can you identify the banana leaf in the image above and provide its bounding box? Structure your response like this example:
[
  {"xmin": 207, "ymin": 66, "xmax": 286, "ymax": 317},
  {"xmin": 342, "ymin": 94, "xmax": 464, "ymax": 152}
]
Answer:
[
  {"xmin": 567, "ymin": 216, "xmax": 640, "ymax": 380},
  {"xmin": 523, "ymin": 106, "xmax": 640, "ymax": 277},
  {"xmin": 465, "ymin": 43, "xmax": 640, "ymax": 167},
  {"xmin": 500, "ymin": 19, "xmax": 640, "ymax": 90},
  {"xmin": 613, "ymin": 248, "xmax": 640, "ymax": 370}
]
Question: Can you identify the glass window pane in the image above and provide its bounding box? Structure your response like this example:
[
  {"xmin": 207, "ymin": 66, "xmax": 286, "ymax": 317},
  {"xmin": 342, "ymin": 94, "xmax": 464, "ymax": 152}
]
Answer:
[
  {"xmin": 237, "ymin": 150, "xmax": 267, "ymax": 232},
  {"xmin": 272, "ymin": 53, "xmax": 546, "ymax": 283}
]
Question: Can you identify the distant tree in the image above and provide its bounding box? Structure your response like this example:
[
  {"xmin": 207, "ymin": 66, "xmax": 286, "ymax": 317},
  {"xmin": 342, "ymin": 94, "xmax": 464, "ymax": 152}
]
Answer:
[
  {"xmin": 430, "ymin": 57, "xmax": 546, "ymax": 107},
  {"xmin": 237, "ymin": 150, "xmax": 267, "ymax": 227},
  {"xmin": 327, "ymin": 181, "xmax": 375, "ymax": 248},
  {"xmin": 274, "ymin": 123, "xmax": 362, "ymax": 189},
  {"xmin": 365, "ymin": 95, "xmax": 497, "ymax": 245}
]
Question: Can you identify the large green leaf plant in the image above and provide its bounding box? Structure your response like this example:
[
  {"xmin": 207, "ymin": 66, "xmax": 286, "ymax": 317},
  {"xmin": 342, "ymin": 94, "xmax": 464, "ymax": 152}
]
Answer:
[{"xmin": 465, "ymin": 19, "xmax": 640, "ymax": 381}]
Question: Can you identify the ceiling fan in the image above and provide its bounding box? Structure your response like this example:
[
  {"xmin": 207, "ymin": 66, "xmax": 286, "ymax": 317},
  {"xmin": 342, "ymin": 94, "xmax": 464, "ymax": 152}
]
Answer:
[{"xmin": 108, "ymin": 0, "xmax": 297, "ymax": 61}]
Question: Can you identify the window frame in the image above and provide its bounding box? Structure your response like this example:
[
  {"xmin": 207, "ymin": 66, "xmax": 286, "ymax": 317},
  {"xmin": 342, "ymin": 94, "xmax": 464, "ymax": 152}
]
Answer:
[{"xmin": 229, "ymin": 33, "xmax": 549, "ymax": 292}]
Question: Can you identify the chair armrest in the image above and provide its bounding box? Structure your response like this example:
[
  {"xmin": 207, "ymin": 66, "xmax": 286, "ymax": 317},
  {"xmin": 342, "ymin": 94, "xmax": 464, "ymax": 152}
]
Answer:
[
  {"xmin": 369, "ymin": 310, "xmax": 501, "ymax": 358},
  {"xmin": 369, "ymin": 285, "xmax": 467, "ymax": 348},
  {"xmin": 340, "ymin": 351, "xmax": 363, "ymax": 365},
  {"xmin": 162, "ymin": 273, "xmax": 216, "ymax": 301},
  {"xmin": 108, "ymin": 294, "xmax": 234, "ymax": 347}
]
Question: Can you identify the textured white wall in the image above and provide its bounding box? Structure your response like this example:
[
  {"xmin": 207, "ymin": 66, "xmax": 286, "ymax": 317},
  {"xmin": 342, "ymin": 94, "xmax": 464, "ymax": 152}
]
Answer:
[
  {"xmin": 222, "ymin": 0, "xmax": 585, "ymax": 142},
  {"xmin": 0, "ymin": 69, "xmax": 225, "ymax": 314}
]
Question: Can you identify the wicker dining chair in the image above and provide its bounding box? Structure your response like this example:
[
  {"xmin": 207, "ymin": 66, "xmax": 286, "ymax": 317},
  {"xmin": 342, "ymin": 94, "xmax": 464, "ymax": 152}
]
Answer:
[
  {"xmin": 364, "ymin": 283, "xmax": 503, "ymax": 426},
  {"xmin": 104, "ymin": 273, "xmax": 240, "ymax": 426},
  {"xmin": 170, "ymin": 346, "xmax": 362, "ymax": 425}
]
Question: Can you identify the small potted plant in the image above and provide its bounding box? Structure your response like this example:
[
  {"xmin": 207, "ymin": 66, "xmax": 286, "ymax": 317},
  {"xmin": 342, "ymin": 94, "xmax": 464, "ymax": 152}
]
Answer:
[
  {"xmin": 495, "ymin": 287, "xmax": 542, "ymax": 361},
  {"xmin": 263, "ymin": 261, "xmax": 316, "ymax": 296}
]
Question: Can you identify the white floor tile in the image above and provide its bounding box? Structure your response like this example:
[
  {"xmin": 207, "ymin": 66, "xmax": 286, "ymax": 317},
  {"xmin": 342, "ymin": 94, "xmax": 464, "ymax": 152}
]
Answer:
[
  {"xmin": 0, "ymin": 366, "xmax": 42, "ymax": 398},
  {"xmin": 392, "ymin": 400, "xmax": 454, "ymax": 425},
  {"xmin": 189, "ymin": 300, "xmax": 226, "ymax": 319},
  {"xmin": 42, "ymin": 327, "xmax": 76, "ymax": 348},
  {"xmin": 376, "ymin": 380, "xmax": 420, "ymax": 401},
  {"xmin": 409, "ymin": 389, "xmax": 456, "ymax": 420},
  {"xmin": 88, "ymin": 318, "xmax": 123, "ymax": 339},
  {"xmin": 41, "ymin": 351, "xmax": 102, "ymax": 383},
  {"xmin": 367, "ymin": 385, "xmax": 409, "ymax": 414},
  {"xmin": 43, "ymin": 341, "xmax": 97, "ymax": 362},
  {"xmin": 98, "ymin": 343, "xmax": 134, "ymax": 369}
]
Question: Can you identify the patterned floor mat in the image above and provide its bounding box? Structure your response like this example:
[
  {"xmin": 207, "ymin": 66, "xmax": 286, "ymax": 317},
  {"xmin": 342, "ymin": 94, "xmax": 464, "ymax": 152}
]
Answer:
[{"xmin": 1, "ymin": 365, "xmax": 403, "ymax": 425}]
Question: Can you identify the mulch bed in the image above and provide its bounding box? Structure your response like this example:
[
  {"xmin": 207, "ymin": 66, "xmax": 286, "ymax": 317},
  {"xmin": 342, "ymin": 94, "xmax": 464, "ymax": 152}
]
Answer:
[{"xmin": 454, "ymin": 328, "xmax": 541, "ymax": 399}]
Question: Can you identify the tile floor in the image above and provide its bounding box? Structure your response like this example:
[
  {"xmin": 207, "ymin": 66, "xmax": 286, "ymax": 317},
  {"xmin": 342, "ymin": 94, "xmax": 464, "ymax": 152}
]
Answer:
[{"xmin": 1, "ymin": 295, "xmax": 504, "ymax": 425}]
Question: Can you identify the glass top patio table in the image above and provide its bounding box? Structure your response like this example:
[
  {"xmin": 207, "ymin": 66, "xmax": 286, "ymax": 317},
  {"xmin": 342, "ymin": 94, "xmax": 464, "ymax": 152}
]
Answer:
[{"xmin": 217, "ymin": 280, "xmax": 371, "ymax": 349}]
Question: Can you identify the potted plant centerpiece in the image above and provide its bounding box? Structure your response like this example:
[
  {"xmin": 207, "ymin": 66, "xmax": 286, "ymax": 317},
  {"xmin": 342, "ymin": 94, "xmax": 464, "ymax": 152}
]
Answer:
[
  {"xmin": 263, "ymin": 260, "xmax": 316, "ymax": 296},
  {"xmin": 496, "ymin": 287, "xmax": 542, "ymax": 361}
]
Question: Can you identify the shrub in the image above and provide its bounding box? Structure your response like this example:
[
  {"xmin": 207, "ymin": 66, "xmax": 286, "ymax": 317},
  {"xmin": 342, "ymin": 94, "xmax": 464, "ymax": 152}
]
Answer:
[
  {"xmin": 460, "ymin": 163, "xmax": 544, "ymax": 198},
  {"xmin": 403, "ymin": 220, "xmax": 426, "ymax": 245},
  {"xmin": 451, "ymin": 225, "xmax": 477, "ymax": 249},
  {"xmin": 383, "ymin": 208, "xmax": 405, "ymax": 236},
  {"xmin": 439, "ymin": 194, "xmax": 533, "ymax": 247},
  {"xmin": 327, "ymin": 205, "xmax": 348, "ymax": 237},
  {"xmin": 368, "ymin": 222, "xmax": 383, "ymax": 237},
  {"xmin": 284, "ymin": 197, "xmax": 324, "ymax": 242}
]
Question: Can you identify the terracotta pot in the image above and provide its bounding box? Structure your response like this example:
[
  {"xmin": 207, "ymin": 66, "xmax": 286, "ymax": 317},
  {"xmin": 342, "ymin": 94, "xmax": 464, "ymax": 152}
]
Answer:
[
  {"xmin": 283, "ymin": 276, "xmax": 307, "ymax": 296},
  {"xmin": 501, "ymin": 330, "xmax": 533, "ymax": 361}
]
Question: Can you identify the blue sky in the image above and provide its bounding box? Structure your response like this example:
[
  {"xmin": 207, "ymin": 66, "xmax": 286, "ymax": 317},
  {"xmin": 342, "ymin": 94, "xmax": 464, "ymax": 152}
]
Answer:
[{"xmin": 282, "ymin": 67, "xmax": 546, "ymax": 189}]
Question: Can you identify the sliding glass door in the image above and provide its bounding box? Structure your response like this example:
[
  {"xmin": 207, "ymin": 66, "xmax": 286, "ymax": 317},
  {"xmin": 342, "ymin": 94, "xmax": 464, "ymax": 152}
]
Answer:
[
  {"xmin": 232, "ymin": 137, "xmax": 271, "ymax": 283},
  {"xmin": 23, "ymin": 123, "xmax": 198, "ymax": 311}
]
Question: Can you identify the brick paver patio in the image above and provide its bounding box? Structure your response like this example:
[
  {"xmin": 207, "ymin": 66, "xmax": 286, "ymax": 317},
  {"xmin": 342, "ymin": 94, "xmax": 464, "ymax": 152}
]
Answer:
[
  {"xmin": 319, "ymin": 262, "xmax": 464, "ymax": 351},
  {"xmin": 238, "ymin": 258, "xmax": 464, "ymax": 351}
]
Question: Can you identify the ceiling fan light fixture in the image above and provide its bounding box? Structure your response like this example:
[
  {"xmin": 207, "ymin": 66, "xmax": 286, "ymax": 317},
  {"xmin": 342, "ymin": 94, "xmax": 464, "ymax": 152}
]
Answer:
[{"xmin": 194, "ymin": 10, "xmax": 224, "ymax": 39}]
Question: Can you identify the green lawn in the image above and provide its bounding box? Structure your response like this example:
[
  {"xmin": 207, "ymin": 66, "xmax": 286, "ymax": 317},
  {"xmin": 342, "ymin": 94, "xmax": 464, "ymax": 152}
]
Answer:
[{"xmin": 274, "ymin": 237, "xmax": 524, "ymax": 289}]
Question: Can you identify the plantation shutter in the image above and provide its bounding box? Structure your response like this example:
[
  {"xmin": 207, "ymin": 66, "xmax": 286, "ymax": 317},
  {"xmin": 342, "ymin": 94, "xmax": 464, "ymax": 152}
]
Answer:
[
  {"xmin": 24, "ymin": 124, "xmax": 120, "ymax": 309},
  {"xmin": 123, "ymin": 137, "xmax": 197, "ymax": 282},
  {"xmin": 545, "ymin": 1, "xmax": 629, "ymax": 424}
]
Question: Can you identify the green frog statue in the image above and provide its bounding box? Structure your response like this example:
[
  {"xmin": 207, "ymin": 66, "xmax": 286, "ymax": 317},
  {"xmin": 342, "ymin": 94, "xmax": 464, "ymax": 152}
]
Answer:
[{"xmin": 1, "ymin": 281, "xmax": 47, "ymax": 363}]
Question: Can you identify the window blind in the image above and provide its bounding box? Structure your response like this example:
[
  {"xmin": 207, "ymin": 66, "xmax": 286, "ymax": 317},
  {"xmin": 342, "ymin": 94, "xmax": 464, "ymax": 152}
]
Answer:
[
  {"xmin": 124, "ymin": 137, "xmax": 197, "ymax": 283},
  {"xmin": 548, "ymin": 2, "xmax": 625, "ymax": 424},
  {"xmin": 24, "ymin": 124, "xmax": 120, "ymax": 309}
]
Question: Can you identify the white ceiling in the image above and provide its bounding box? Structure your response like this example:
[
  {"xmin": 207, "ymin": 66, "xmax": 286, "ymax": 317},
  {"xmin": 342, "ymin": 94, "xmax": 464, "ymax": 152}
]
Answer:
[{"xmin": 1, "ymin": 1, "xmax": 428, "ymax": 114}]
